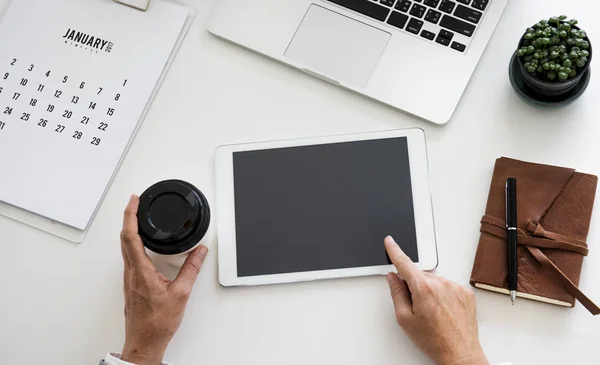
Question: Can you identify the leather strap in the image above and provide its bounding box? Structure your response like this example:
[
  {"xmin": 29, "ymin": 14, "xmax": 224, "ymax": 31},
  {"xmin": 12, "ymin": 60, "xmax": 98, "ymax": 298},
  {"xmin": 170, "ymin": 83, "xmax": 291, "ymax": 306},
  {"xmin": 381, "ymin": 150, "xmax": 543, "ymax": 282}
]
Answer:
[
  {"xmin": 481, "ymin": 215, "xmax": 600, "ymax": 315},
  {"xmin": 481, "ymin": 216, "xmax": 589, "ymax": 256},
  {"xmin": 526, "ymin": 246, "xmax": 600, "ymax": 316},
  {"xmin": 525, "ymin": 221, "xmax": 589, "ymax": 248}
]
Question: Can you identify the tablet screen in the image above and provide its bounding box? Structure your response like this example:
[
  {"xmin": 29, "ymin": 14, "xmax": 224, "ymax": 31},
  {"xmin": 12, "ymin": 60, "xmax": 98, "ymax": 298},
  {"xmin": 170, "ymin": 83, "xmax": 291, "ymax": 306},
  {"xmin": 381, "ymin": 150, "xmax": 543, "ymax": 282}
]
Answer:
[{"xmin": 233, "ymin": 137, "xmax": 418, "ymax": 277}]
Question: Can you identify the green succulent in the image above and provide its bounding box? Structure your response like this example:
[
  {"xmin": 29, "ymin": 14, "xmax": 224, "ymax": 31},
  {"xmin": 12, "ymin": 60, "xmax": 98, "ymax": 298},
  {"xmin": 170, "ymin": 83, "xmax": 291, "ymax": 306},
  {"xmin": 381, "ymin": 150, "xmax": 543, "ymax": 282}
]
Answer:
[{"xmin": 517, "ymin": 16, "xmax": 591, "ymax": 81}]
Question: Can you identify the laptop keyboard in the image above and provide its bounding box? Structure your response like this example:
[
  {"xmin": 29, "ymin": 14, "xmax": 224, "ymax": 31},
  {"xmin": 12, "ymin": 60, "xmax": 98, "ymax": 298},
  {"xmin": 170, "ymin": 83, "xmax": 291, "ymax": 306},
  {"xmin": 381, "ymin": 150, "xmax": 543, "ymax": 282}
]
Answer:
[{"xmin": 325, "ymin": 0, "xmax": 490, "ymax": 52}]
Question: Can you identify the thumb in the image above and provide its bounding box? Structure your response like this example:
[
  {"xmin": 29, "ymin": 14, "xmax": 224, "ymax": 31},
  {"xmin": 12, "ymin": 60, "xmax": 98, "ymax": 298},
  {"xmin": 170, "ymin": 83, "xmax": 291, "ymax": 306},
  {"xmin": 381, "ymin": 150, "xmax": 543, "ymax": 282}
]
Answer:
[
  {"xmin": 386, "ymin": 272, "xmax": 413, "ymax": 322},
  {"xmin": 171, "ymin": 246, "xmax": 209, "ymax": 293}
]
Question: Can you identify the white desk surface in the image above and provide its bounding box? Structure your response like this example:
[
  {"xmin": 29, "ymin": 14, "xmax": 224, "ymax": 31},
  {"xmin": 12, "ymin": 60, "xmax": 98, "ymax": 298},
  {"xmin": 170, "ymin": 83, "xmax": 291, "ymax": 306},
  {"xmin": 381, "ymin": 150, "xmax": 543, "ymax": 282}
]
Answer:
[{"xmin": 1, "ymin": 0, "xmax": 599, "ymax": 364}]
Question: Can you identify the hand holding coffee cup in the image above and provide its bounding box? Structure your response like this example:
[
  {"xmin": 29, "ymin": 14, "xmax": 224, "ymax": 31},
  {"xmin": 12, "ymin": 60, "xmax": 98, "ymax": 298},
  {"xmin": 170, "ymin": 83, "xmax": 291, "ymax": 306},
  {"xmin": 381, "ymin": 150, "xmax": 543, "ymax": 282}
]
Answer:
[{"xmin": 120, "ymin": 194, "xmax": 209, "ymax": 364}]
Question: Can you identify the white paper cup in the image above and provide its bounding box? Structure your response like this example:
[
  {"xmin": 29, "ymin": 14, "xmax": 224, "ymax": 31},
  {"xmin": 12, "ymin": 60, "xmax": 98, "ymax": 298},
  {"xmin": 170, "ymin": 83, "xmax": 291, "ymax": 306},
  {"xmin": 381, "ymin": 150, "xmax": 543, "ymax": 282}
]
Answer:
[{"xmin": 137, "ymin": 179, "xmax": 210, "ymax": 267}]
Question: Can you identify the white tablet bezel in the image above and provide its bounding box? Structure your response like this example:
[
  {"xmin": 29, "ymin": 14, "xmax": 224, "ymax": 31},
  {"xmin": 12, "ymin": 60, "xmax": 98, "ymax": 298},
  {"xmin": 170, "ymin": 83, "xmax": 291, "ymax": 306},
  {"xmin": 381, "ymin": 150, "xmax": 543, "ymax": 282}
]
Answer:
[{"xmin": 215, "ymin": 128, "xmax": 437, "ymax": 287}]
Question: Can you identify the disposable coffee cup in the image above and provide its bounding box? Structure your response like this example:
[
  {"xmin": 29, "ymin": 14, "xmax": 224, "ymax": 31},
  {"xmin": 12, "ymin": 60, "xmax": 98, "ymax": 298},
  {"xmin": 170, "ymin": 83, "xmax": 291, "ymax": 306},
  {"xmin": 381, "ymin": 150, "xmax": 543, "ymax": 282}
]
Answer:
[{"xmin": 137, "ymin": 179, "xmax": 210, "ymax": 267}]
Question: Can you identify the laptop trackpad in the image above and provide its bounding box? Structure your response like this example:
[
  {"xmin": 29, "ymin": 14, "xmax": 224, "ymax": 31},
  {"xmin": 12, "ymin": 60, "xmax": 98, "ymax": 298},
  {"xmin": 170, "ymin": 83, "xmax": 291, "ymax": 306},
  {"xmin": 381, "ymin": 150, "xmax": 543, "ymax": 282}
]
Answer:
[{"xmin": 285, "ymin": 5, "xmax": 390, "ymax": 88}]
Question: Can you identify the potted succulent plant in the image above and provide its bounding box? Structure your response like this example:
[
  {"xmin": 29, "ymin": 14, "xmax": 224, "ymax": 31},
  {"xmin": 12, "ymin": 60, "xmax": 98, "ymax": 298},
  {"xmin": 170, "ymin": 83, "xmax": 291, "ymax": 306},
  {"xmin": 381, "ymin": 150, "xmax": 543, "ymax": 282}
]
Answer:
[{"xmin": 516, "ymin": 16, "xmax": 592, "ymax": 97}]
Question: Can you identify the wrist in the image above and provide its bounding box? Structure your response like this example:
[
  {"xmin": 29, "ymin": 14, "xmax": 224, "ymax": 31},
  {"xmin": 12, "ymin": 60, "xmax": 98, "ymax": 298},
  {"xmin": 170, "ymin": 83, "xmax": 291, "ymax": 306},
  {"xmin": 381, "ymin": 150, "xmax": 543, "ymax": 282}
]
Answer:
[
  {"xmin": 121, "ymin": 340, "xmax": 168, "ymax": 365},
  {"xmin": 438, "ymin": 346, "xmax": 489, "ymax": 365}
]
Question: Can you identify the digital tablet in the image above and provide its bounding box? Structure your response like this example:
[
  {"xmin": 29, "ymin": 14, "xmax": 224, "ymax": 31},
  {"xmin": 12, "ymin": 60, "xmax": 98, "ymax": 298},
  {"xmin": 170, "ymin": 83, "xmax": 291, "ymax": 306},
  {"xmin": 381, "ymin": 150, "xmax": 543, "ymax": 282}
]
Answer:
[{"xmin": 215, "ymin": 129, "xmax": 437, "ymax": 287}]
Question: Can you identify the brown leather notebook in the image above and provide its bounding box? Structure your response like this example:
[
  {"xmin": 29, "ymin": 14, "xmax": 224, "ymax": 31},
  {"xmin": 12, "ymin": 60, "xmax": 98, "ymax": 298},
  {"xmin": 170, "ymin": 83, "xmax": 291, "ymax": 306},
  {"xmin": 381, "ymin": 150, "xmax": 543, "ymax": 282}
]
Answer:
[{"xmin": 470, "ymin": 157, "xmax": 600, "ymax": 315}]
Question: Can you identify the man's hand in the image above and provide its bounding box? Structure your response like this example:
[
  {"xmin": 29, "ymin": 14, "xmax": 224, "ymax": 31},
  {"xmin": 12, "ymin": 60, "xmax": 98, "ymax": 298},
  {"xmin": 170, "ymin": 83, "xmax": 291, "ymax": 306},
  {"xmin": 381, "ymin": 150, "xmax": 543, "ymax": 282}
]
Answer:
[
  {"xmin": 384, "ymin": 236, "xmax": 488, "ymax": 365},
  {"xmin": 120, "ymin": 195, "xmax": 209, "ymax": 365}
]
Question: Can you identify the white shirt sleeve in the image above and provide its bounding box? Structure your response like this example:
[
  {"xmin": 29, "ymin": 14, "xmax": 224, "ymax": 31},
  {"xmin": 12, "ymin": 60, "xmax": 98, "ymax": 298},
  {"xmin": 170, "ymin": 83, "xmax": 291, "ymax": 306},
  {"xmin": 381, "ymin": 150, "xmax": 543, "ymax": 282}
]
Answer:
[
  {"xmin": 101, "ymin": 352, "xmax": 509, "ymax": 365},
  {"xmin": 102, "ymin": 353, "xmax": 173, "ymax": 365}
]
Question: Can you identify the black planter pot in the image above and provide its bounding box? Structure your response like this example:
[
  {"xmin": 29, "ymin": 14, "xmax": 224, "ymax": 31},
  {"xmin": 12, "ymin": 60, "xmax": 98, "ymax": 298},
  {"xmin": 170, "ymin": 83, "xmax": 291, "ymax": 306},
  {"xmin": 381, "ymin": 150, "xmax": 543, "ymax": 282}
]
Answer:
[{"xmin": 517, "ymin": 26, "xmax": 592, "ymax": 97}]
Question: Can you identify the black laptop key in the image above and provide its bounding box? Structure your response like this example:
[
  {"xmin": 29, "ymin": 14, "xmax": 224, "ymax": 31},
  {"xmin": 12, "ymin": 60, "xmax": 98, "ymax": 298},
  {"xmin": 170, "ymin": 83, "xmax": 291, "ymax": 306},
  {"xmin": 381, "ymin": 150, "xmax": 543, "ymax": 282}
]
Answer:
[
  {"xmin": 424, "ymin": 9, "xmax": 442, "ymax": 24},
  {"xmin": 387, "ymin": 11, "xmax": 410, "ymax": 29},
  {"xmin": 410, "ymin": 4, "xmax": 426, "ymax": 18},
  {"xmin": 471, "ymin": 0, "xmax": 489, "ymax": 11},
  {"xmin": 456, "ymin": 0, "xmax": 470, "ymax": 4},
  {"xmin": 380, "ymin": 0, "xmax": 395, "ymax": 7},
  {"xmin": 435, "ymin": 35, "xmax": 451, "ymax": 46},
  {"xmin": 454, "ymin": 4, "xmax": 482, "ymax": 24},
  {"xmin": 395, "ymin": 0, "xmax": 412, "ymax": 12},
  {"xmin": 406, "ymin": 18, "xmax": 424, "ymax": 34},
  {"xmin": 440, "ymin": 14, "xmax": 476, "ymax": 36},
  {"xmin": 326, "ymin": 0, "xmax": 390, "ymax": 22},
  {"xmin": 439, "ymin": 0, "xmax": 456, "ymax": 13},
  {"xmin": 451, "ymin": 41, "xmax": 466, "ymax": 52},
  {"xmin": 423, "ymin": 0, "xmax": 440, "ymax": 8},
  {"xmin": 421, "ymin": 30, "xmax": 436, "ymax": 40},
  {"xmin": 439, "ymin": 29, "xmax": 454, "ymax": 40}
]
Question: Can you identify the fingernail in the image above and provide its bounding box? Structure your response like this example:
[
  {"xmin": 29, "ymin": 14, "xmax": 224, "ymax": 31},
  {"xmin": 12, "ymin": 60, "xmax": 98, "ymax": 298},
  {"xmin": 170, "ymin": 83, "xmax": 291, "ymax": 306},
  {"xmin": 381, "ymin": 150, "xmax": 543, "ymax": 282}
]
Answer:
[
  {"xmin": 384, "ymin": 236, "xmax": 395, "ymax": 244},
  {"xmin": 129, "ymin": 194, "xmax": 137, "ymax": 202},
  {"xmin": 198, "ymin": 245, "xmax": 209, "ymax": 259},
  {"xmin": 386, "ymin": 272, "xmax": 395, "ymax": 285}
]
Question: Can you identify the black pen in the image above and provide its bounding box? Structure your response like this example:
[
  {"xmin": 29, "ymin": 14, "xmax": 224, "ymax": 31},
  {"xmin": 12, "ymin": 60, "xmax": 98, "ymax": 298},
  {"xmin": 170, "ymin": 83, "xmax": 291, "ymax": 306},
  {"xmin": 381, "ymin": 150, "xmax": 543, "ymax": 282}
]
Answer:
[{"xmin": 506, "ymin": 178, "xmax": 518, "ymax": 305}]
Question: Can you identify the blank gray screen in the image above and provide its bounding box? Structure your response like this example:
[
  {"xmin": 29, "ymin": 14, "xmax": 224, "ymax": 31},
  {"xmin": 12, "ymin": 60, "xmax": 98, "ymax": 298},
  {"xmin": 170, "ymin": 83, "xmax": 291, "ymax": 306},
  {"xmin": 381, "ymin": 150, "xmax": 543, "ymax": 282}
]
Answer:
[{"xmin": 233, "ymin": 137, "xmax": 418, "ymax": 277}]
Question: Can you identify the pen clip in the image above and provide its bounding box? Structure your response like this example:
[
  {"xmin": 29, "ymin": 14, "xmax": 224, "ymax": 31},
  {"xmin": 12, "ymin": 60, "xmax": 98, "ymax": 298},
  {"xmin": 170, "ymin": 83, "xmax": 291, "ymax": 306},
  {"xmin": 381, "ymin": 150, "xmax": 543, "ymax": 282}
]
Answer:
[{"xmin": 505, "ymin": 180, "xmax": 509, "ymax": 229}]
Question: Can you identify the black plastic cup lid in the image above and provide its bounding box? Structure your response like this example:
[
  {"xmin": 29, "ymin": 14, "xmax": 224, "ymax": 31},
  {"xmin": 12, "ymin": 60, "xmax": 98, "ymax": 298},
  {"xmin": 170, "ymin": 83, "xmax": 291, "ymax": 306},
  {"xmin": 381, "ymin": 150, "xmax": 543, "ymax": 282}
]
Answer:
[{"xmin": 138, "ymin": 180, "xmax": 210, "ymax": 255}]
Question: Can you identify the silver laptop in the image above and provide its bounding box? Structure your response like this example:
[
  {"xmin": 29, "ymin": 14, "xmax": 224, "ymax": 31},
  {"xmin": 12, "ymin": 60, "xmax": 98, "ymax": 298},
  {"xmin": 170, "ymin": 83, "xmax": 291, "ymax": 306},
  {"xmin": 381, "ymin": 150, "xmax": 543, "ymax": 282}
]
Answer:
[{"xmin": 207, "ymin": 0, "xmax": 509, "ymax": 125}]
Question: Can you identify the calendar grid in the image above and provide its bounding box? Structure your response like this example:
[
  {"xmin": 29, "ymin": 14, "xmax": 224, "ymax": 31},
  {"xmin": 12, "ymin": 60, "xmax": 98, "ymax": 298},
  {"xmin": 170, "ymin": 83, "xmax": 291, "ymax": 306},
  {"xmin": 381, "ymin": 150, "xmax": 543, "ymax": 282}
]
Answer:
[{"xmin": 0, "ymin": 57, "xmax": 130, "ymax": 148}]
